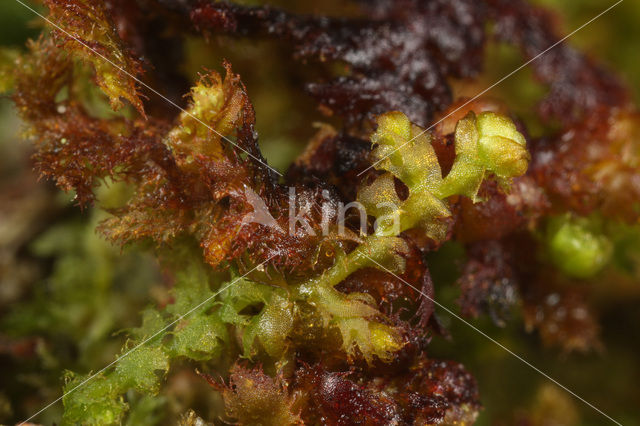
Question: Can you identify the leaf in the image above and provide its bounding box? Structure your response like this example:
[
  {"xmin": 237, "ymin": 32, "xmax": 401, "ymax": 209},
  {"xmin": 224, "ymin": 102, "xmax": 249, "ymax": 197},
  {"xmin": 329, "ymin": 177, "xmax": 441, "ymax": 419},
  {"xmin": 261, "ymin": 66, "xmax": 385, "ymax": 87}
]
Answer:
[
  {"xmin": 306, "ymin": 283, "xmax": 403, "ymax": 363},
  {"xmin": 169, "ymin": 313, "xmax": 228, "ymax": 361},
  {"xmin": 219, "ymin": 279, "xmax": 294, "ymax": 358},
  {"xmin": 167, "ymin": 62, "xmax": 255, "ymax": 167},
  {"xmin": 166, "ymin": 258, "xmax": 215, "ymax": 316},
  {"xmin": 439, "ymin": 111, "xmax": 530, "ymax": 200},
  {"xmin": 371, "ymin": 111, "xmax": 442, "ymax": 192},
  {"xmin": 62, "ymin": 372, "xmax": 128, "ymax": 426},
  {"xmin": 43, "ymin": 0, "xmax": 145, "ymax": 114},
  {"xmin": 114, "ymin": 345, "xmax": 169, "ymax": 394},
  {"xmin": 129, "ymin": 308, "xmax": 166, "ymax": 342},
  {"xmin": 242, "ymin": 293, "xmax": 294, "ymax": 358}
]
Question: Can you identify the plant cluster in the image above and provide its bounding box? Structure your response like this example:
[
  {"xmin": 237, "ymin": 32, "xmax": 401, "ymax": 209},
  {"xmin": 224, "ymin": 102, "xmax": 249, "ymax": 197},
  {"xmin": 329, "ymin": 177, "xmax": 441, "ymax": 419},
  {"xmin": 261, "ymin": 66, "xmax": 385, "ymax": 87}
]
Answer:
[{"xmin": 0, "ymin": 0, "xmax": 639, "ymax": 424}]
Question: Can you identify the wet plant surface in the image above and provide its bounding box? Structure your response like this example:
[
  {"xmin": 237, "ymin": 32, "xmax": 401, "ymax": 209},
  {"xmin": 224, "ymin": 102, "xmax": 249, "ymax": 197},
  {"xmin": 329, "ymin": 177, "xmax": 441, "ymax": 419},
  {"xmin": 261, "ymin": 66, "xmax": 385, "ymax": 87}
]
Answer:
[{"xmin": 0, "ymin": 0, "xmax": 639, "ymax": 425}]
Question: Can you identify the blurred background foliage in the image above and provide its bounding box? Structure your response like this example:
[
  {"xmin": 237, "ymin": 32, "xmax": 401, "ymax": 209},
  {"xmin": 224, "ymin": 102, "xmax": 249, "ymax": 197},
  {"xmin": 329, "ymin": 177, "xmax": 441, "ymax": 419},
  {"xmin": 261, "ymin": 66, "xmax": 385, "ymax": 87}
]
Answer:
[{"xmin": 0, "ymin": 0, "xmax": 639, "ymax": 425}]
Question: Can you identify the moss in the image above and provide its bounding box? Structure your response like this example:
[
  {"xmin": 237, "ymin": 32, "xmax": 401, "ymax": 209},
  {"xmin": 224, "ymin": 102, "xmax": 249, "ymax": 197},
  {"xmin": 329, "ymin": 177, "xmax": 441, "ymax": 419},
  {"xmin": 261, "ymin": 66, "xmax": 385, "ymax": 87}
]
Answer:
[
  {"xmin": 546, "ymin": 215, "xmax": 613, "ymax": 279},
  {"xmin": 3, "ymin": 0, "xmax": 640, "ymax": 424}
]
